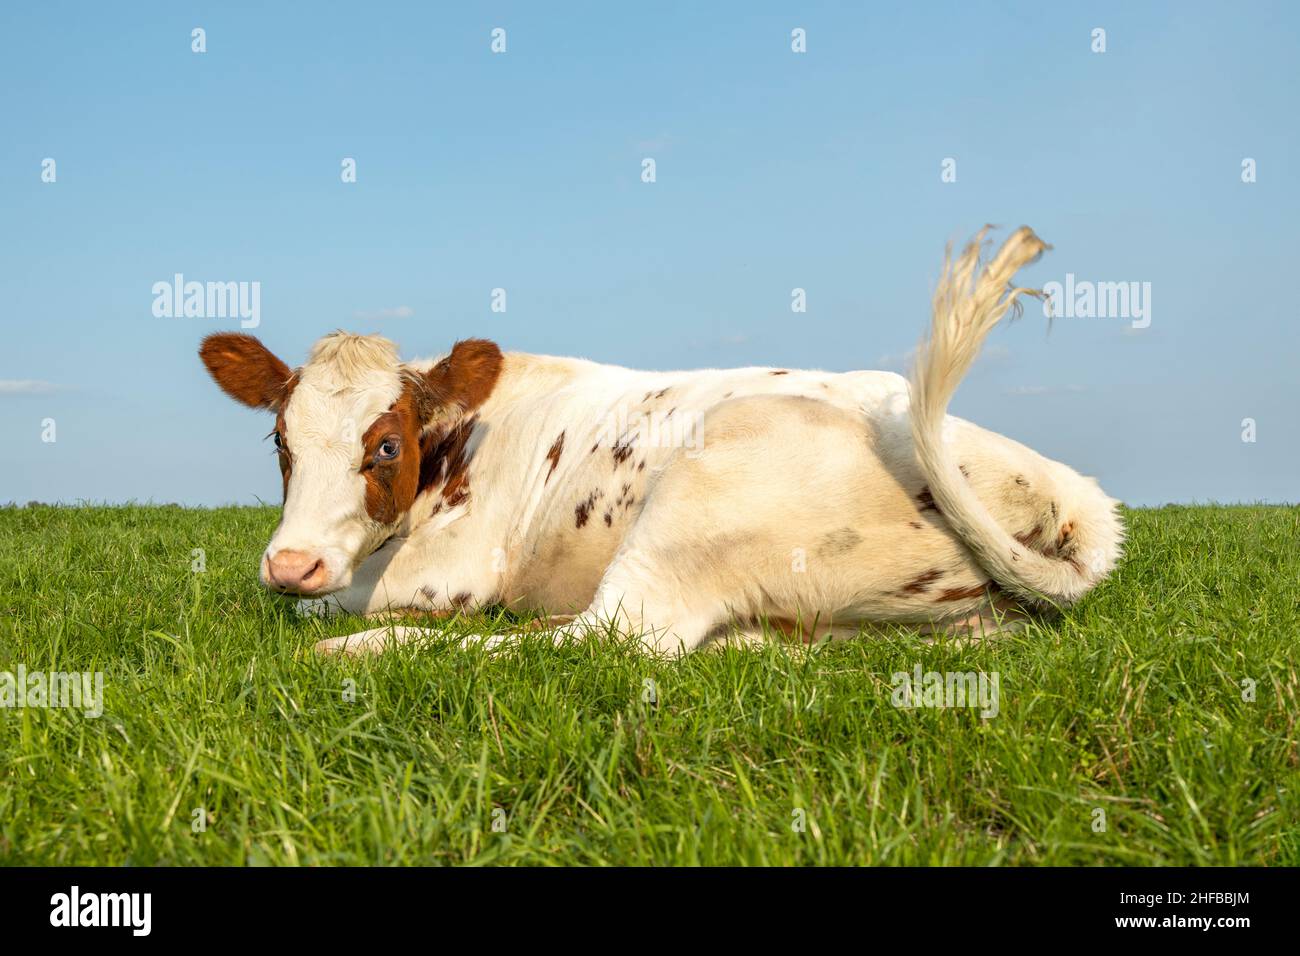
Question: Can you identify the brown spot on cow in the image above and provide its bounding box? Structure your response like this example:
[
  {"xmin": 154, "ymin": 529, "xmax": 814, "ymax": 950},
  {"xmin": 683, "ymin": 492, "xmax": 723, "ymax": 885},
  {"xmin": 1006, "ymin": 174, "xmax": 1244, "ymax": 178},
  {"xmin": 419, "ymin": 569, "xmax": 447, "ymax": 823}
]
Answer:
[
  {"xmin": 603, "ymin": 512, "xmax": 613, "ymax": 527},
  {"xmin": 444, "ymin": 481, "xmax": 469, "ymax": 508},
  {"xmin": 917, "ymin": 486, "xmax": 942, "ymax": 515},
  {"xmin": 818, "ymin": 527, "xmax": 863, "ymax": 557},
  {"xmin": 575, "ymin": 489, "xmax": 604, "ymax": 529},
  {"xmin": 770, "ymin": 370, "xmax": 789, "ymax": 376},
  {"xmin": 1014, "ymin": 524, "xmax": 1044, "ymax": 549},
  {"xmin": 544, "ymin": 431, "xmax": 565, "ymax": 484},
  {"xmin": 909, "ymin": 520, "xmax": 924, "ymax": 530},
  {"xmin": 899, "ymin": 568, "xmax": 945, "ymax": 595},
  {"xmin": 451, "ymin": 591, "xmax": 473, "ymax": 608},
  {"xmin": 616, "ymin": 481, "xmax": 633, "ymax": 506},
  {"xmin": 612, "ymin": 437, "xmax": 635, "ymax": 465},
  {"xmin": 764, "ymin": 617, "xmax": 814, "ymax": 644},
  {"xmin": 937, "ymin": 582, "xmax": 993, "ymax": 602}
]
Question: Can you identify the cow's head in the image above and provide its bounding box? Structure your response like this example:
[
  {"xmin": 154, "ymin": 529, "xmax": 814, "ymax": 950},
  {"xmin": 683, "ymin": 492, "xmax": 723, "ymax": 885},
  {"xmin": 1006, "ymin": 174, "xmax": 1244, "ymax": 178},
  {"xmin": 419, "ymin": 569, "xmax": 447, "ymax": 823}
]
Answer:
[{"xmin": 199, "ymin": 331, "xmax": 501, "ymax": 595}]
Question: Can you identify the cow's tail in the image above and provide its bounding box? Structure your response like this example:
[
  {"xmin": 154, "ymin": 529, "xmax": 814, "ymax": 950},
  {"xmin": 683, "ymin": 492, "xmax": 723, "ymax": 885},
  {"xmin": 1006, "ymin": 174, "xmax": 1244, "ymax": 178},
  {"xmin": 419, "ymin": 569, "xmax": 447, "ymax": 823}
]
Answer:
[{"xmin": 909, "ymin": 226, "xmax": 1122, "ymax": 607}]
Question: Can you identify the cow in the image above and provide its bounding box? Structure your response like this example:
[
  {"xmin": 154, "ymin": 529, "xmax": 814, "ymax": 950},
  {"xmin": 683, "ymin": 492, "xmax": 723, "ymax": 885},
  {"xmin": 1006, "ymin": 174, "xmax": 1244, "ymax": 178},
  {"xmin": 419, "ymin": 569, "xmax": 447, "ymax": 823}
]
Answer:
[{"xmin": 199, "ymin": 227, "xmax": 1123, "ymax": 656}]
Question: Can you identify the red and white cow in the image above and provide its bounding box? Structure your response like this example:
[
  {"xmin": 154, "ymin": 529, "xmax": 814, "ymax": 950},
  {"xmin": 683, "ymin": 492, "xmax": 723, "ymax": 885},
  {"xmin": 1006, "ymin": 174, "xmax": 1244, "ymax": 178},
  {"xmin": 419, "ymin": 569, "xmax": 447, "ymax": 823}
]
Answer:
[{"xmin": 200, "ymin": 227, "xmax": 1123, "ymax": 655}]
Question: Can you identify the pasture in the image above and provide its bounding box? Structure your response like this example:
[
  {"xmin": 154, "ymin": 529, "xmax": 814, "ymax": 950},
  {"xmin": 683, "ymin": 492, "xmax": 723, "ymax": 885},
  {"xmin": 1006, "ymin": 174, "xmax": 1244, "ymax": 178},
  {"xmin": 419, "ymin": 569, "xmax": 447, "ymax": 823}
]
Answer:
[{"xmin": 1, "ymin": 503, "xmax": 1296, "ymax": 865}]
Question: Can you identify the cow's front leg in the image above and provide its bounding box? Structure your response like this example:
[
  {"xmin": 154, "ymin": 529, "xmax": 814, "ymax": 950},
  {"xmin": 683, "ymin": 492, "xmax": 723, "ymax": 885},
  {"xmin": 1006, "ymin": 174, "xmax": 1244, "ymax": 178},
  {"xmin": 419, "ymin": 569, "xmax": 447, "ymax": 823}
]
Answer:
[
  {"xmin": 313, "ymin": 624, "xmax": 446, "ymax": 656},
  {"xmin": 297, "ymin": 531, "xmax": 498, "ymax": 647}
]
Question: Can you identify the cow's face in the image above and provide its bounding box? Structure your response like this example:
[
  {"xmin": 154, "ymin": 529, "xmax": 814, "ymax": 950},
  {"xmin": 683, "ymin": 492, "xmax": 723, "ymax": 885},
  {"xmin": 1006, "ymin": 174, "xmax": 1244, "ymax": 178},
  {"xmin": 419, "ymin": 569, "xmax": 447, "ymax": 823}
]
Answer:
[{"xmin": 200, "ymin": 332, "xmax": 501, "ymax": 595}]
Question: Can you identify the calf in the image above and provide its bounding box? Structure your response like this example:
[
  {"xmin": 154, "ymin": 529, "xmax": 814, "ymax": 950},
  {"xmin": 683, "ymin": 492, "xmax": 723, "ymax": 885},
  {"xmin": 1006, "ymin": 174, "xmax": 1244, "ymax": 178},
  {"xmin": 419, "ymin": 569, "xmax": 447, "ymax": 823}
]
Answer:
[{"xmin": 200, "ymin": 227, "xmax": 1123, "ymax": 655}]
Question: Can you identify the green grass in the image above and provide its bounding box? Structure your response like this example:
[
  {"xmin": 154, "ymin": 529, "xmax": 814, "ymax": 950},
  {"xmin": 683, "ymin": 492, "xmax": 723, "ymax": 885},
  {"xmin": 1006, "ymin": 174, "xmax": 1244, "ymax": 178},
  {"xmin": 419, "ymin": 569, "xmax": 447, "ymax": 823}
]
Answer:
[{"xmin": 1, "ymin": 503, "xmax": 1297, "ymax": 865}]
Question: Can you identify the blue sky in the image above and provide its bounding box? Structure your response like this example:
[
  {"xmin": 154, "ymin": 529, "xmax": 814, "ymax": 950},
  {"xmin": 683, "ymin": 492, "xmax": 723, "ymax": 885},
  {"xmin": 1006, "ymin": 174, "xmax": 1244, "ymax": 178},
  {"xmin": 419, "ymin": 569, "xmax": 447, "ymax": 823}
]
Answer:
[{"xmin": 1, "ymin": 1, "xmax": 1296, "ymax": 506}]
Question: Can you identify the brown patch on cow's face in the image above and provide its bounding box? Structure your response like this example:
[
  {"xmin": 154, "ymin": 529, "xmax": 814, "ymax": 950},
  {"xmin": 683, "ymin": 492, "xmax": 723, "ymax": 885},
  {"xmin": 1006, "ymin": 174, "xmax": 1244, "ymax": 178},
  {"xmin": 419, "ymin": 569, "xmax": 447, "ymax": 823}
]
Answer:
[
  {"xmin": 271, "ymin": 380, "xmax": 300, "ymax": 499},
  {"xmin": 419, "ymin": 415, "xmax": 479, "ymax": 508},
  {"xmin": 200, "ymin": 333, "xmax": 295, "ymax": 410},
  {"xmin": 359, "ymin": 390, "xmax": 424, "ymax": 525},
  {"xmin": 916, "ymin": 486, "xmax": 942, "ymax": 515},
  {"xmin": 377, "ymin": 338, "xmax": 502, "ymax": 516}
]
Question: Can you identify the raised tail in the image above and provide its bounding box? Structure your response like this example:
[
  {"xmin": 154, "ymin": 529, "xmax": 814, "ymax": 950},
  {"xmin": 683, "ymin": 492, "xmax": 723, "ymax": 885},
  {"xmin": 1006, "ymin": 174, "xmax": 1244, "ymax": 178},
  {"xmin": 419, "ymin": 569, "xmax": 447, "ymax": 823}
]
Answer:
[{"xmin": 909, "ymin": 226, "xmax": 1121, "ymax": 607}]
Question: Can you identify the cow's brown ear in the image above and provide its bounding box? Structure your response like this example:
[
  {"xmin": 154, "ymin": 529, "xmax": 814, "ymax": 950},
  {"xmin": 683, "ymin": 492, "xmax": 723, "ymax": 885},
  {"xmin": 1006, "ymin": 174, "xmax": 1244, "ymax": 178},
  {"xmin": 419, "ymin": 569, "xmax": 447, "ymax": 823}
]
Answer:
[
  {"xmin": 199, "ymin": 333, "xmax": 295, "ymax": 410},
  {"xmin": 420, "ymin": 339, "xmax": 503, "ymax": 421}
]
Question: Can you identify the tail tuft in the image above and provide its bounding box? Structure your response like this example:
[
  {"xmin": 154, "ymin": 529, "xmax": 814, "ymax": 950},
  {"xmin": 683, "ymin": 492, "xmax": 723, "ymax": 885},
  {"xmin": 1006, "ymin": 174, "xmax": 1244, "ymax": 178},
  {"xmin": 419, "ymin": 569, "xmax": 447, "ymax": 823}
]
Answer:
[{"xmin": 910, "ymin": 226, "xmax": 1120, "ymax": 607}]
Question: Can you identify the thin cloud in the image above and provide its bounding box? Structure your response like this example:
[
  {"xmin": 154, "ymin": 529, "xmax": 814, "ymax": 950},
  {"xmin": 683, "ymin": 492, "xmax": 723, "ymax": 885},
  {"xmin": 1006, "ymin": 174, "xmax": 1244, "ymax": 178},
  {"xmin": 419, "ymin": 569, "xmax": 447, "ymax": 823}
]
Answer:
[
  {"xmin": 0, "ymin": 379, "xmax": 62, "ymax": 395},
  {"xmin": 353, "ymin": 305, "xmax": 414, "ymax": 320},
  {"xmin": 1003, "ymin": 384, "xmax": 1088, "ymax": 397},
  {"xmin": 636, "ymin": 133, "xmax": 675, "ymax": 153}
]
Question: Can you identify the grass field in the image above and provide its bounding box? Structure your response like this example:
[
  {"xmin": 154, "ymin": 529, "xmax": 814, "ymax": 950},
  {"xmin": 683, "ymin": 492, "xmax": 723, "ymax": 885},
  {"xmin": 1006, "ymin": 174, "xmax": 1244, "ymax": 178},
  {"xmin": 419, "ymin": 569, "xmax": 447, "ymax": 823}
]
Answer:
[{"xmin": 1, "ymin": 503, "xmax": 1297, "ymax": 866}]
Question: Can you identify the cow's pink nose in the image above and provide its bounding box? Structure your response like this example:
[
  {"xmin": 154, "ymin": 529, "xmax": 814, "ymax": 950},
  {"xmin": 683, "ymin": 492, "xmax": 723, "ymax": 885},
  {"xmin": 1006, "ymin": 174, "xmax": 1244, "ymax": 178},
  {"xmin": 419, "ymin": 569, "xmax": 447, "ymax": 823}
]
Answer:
[{"xmin": 264, "ymin": 549, "xmax": 330, "ymax": 594}]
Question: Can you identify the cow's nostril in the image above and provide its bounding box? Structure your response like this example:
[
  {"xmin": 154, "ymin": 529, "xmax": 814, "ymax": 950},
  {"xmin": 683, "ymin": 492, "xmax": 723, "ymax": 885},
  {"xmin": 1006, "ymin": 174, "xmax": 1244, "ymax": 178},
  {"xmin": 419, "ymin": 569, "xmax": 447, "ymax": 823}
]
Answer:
[
  {"xmin": 301, "ymin": 560, "xmax": 327, "ymax": 589},
  {"xmin": 265, "ymin": 550, "xmax": 329, "ymax": 593}
]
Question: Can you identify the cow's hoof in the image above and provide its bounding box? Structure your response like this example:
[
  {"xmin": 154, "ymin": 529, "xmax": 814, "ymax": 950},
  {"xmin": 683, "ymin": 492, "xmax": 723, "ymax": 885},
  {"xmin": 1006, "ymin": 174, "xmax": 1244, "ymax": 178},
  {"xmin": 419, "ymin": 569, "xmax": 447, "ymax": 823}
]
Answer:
[{"xmin": 313, "ymin": 634, "xmax": 372, "ymax": 656}]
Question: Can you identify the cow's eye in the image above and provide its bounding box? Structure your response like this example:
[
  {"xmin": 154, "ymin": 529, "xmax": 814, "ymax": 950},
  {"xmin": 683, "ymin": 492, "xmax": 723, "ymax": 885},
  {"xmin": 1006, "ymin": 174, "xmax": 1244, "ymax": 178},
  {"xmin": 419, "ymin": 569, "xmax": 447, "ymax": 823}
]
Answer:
[
  {"xmin": 270, "ymin": 430, "xmax": 286, "ymax": 453},
  {"xmin": 375, "ymin": 437, "xmax": 401, "ymax": 461}
]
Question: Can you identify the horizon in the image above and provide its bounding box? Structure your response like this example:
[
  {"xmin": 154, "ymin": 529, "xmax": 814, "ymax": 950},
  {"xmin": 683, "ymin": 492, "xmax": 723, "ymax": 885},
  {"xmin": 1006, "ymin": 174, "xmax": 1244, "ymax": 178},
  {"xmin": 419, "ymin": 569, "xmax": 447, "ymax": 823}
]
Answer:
[{"xmin": 2, "ymin": 1, "xmax": 1297, "ymax": 508}]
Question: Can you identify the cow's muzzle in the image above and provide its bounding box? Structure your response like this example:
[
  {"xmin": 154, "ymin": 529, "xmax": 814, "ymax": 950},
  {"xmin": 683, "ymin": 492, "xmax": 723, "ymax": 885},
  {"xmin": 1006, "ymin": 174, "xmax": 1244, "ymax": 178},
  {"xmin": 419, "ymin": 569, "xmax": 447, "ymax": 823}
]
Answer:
[{"xmin": 262, "ymin": 549, "xmax": 331, "ymax": 595}]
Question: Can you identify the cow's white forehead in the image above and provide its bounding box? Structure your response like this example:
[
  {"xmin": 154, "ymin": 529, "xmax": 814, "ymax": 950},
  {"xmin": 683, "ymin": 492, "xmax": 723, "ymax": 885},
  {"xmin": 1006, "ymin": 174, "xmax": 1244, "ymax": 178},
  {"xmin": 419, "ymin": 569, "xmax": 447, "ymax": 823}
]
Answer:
[{"xmin": 283, "ymin": 333, "xmax": 405, "ymax": 460}]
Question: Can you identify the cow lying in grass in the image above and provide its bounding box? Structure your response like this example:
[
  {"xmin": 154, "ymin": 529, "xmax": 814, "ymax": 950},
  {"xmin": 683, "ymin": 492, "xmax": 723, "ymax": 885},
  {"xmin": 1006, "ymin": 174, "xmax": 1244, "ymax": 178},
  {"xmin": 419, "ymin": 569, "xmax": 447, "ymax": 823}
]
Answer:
[{"xmin": 200, "ymin": 227, "xmax": 1123, "ymax": 655}]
